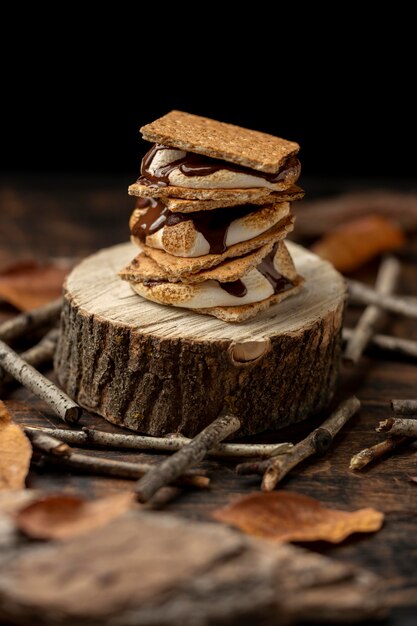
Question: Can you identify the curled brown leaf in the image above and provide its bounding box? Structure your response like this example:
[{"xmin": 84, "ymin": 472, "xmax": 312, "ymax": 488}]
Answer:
[
  {"xmin": 15, "ymin": 492, "xmax": 135, "ymax": 540},
  {"xmin": 213, "ymin": 491, "xmax": 384, "ymax": 544},
  {"xmin": 0, "ymin": 401, "xmax": 32, "ymax": 490},
  {"xmin": 0, "ymin": 259, "xmax": 74, "ymax": 311},
  {"xmin": 311, "ymin": 216, "xmax": 404, "ymax": 273}
]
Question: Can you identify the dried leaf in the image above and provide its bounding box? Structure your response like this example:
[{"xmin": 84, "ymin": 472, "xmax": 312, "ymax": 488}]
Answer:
[
  {"xmin": 311, "ymin": 215, "xmax": 404, "ymax": 273},
  {"xmin": 408, "ymin": 476, "xmax": 417, "ymax": 484},
  {"xmin": 15, "ymin": 492, "xmax": 134, "ymax": 540},
  {"xmin": 0, "ymin": 401, "xmax": 32, "ymax": 490},
  {"xmin": 0, "ymin": 489, "xmax": 41, "ymax": 514},
  {"xmin": 0, "ymin": 259, "xmax": 74, "ymax": 311},
  {"xmin": 213, "ymin": 491, "xmax": 384, "ymax": 544}
]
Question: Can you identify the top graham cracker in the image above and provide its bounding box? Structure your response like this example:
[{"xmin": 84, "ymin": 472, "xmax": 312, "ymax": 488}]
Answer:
[{"xmin": 140, "ymin": 111, "xmax": 300, "ymax": 174}]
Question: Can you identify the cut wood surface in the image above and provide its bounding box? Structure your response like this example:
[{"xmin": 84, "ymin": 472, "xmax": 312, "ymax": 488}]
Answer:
[{"xmin": 55, "ymin": 242, "xmax": 346, "ymax": 436}]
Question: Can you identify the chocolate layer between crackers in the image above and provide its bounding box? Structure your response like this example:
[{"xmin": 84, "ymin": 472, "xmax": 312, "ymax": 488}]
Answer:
[
  {"xmin": 129, "ymin": 201, "xmax": 291, "ymax": 258},
  {"xmin": 132, "ymin": 215, "xmax": 295, "ymax": 277}
]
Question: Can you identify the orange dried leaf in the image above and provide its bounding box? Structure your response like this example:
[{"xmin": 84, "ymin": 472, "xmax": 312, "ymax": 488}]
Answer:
[
  {"xmin": 213, "ymin": 491, "xmax": 384, "ymax": 544},
  {"xmin": 15, "ymin": 492, "xmax": 134, "ymax": 540},
  {"xmin": 0, "ymin": 260, "xmax": 73, "ymax": 311},
  {"xmin": 0, "ymin": 401, "xmax": 32, "ymax": 490},
  {"xmin": 311, "ymin": 215, "xmax": 405, "ymax": 273}
]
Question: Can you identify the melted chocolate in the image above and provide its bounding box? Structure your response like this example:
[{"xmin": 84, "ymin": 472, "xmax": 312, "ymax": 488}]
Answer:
[
  {"xmin": 217, "ymin": 279, "xmax": 247, "ymax": 297},
  {"xmin": 217, "ymin": 245, "xmax": 292, "ymax": 299},
  {"xmin": 257, "ymin": 244, "xmax": 291, "ymax": 294},
  {"xmin": 138, "ymin": 144, "xmax": 299, "ymax": 188},
  {"xmin": 132, "ymin": 198, "xmax": 257, "ymax": 254},
  {"xmin": 131, "ymin": 198, "xmax": 170, "ymax": 240}
]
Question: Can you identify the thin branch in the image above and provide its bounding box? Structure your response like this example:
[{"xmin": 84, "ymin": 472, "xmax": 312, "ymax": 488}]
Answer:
[
  {"xmin": 260, "ymin": 397, "xmax": 361, "ymax": 492},
  {"xmin": 0, "ymin": 297, "xmax": 62, "ymax": 343},
  {"xmin": 0, "ymin": 328, "xmax": 59, "ymax": 392},
  {"xmin": 28, "ymin": 428, "xmax": 208, "ymax": 489},
  {"xmin": 343, "ymin": 328, "xmax": 417, "ymax": 359},
  {"xmin": 236, "ymin": 458, "xmax": 271, "ymax": 476},
  {"xmin": 391, "ymin": 399, "xmax": 417, "ymax": 415},
  {"xmin": 0, "ymin": 339, "xmax": 81, "ymax": 424},
  {"xmin": 135, "ymin": 413, "xmax": 241, "ymax": 502},
  {"xmin": 377, "ymin": 417, "xmax": 417, "ymax": 437},
  {"xmin": 347, "ymin": 279, "xmax": 417, "ymax": 319},
  {"xmin": 349, "ymin": 437, "xmax": 409, "ymax": 470},
  {"xmin": 25, "ymin": 428, "xmax": 71, "ymax": 456},
  {"xmin": 344, "ymin": 257, "xmax": 400, "ymax": 364},
  {"xmin": 23, "ymin": 425, "xmax": 292, "ymax": 459}
]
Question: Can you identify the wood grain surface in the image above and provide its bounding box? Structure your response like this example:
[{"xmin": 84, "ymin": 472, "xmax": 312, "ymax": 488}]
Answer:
[{"xmin": 1, "ymin": 176, "xmax": 417, "ymax": 625}]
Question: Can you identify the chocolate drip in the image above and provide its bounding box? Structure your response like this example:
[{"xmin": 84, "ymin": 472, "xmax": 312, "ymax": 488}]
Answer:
[
  {"xmin": 217, "ymin": 246, "xmax": 292, "ymax": 300},
  {"xmin": 166, "ymin": 204, "xmax": 256, "ymax": 254},
  {"xmin": 131, "ymin": 198, "xmax": 169, "ymax": 240},
  {"xmin": 132, "ymin": 198, "xmax": 257, "ymax": 254},
  {"xmin": 138, "ymin": 144, "xmax": 299, "ymax": 188},
  {"xmin": 257, "ymin": 244, "xmax": 291, "ymax": 294},
  {"xmin": 217, "ymin": 279, "xmax": 248, "ymax": 298}
]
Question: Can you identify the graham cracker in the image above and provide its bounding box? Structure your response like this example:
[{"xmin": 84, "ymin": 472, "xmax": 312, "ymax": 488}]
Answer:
[
  {"xmin": 128, "ymin": 160, "xmax": 300, "ymax": 200},
  {"xmin": 140, "ymin": 111, "xmax": 299, "ymax": 174},
  {"xmin": 120, "ymin": 240, "xmax": 292, "ymax": 285},
  {"xmin": 162, "ymin": 185, "xmax": 304, "ymax": 213},
  {"xmin": 196, "ymin": 277, "xmax": 304, "ymax": 322},
  {"xmin": 132, "ymin": 215, "xmax": 295, "ymax": 276}
]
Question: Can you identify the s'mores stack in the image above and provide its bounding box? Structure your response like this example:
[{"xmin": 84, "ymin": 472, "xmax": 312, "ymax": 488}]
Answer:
[{"xmin": 120, "ymin": 111, "xmax": 305, "ymax": 322}]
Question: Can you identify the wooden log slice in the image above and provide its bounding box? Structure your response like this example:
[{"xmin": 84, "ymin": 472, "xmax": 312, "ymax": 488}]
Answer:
[{"xmin": 54, "ymin": 242, "xmax": 346, "ymax": 437}]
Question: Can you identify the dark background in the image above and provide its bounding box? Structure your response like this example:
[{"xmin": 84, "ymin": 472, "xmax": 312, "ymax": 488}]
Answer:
[{"xmin": 1, "ymin": 14, "xmax": 415, "ymax": 183}]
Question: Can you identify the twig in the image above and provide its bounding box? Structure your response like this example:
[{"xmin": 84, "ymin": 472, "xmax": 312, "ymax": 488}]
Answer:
[
  {"xmin": 135, "ymin": 413, "xmax": 241, "ymax": 502},
  {"xmin": 391, "ymin": 399, "xmax": 417, "ymax": 415},
  {"xmin": 0, "ymin": 298, "xmax": 62, "ymax": 343},
  {"xmin": 45, "ymin": 455, "xmax": 209, "ymax": 489},
  {"xmin": 25, "ymin": 428, "xmax": 71, "ymax": 456},
  {"xmin": 236, "ymin": 458, "xmax": 271, "ymax": 476},
  {"xmin": 0, "ymin": 328, "xmax": 59, "ymax": 392},
  {"xmin": 28, "ymin": 428, "xmax": 208, "ymax": 489},
  {"xmin": 377, "ymin": 417, "xmax": 417, "ymax": 437},
  {"xmin": 259, "ymin": 397, "xmax": 361, "ymax": 492},
  {"xmin": 349, "ymin": 437, "xmax": 409, "ymax": 470},
  {"xmin": 0, "ymin": 339, "xmax": 81, "ymax": 423},
  {"xmin": 23, "ymin": 425, "xmax": 292, "ymax": 458},
  {"xmin": 348, "ymin": 280, "xmax": 417, "ymax": 319},
  {"xmin": 343, "ymin": 328, "xmax": 417, "ymax": 360},
  {"xmin": 344, "ymin": 257, "xmax": 400, "ymax": 364}
]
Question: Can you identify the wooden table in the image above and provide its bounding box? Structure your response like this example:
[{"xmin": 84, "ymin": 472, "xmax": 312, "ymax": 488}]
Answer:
[{"xmin": 1, "ymin": 176, "xmax": 417, "ymax": 625}]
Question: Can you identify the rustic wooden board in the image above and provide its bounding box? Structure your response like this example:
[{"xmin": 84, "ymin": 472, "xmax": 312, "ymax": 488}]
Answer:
[
  {"xmin": 0, "ymin": 511, "xmax": 383, "ymax": 625},
  {"xmin": 1, "ymin": 178, "xmax": 417, "ymax": 625}
]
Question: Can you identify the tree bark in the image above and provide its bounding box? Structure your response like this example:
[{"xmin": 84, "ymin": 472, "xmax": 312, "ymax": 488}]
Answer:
[{"xmin": 55, "ymin": 242, "xmax": 346, "ymax": 437}]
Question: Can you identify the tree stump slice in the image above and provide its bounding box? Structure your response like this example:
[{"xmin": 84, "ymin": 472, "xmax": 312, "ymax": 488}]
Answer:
[{"xmin": 55, "ymin": 242, "xmax": 346, "ymax": 437}]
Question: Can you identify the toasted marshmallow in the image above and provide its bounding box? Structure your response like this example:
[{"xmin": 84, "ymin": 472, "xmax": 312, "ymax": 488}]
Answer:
[
  {"xmin": 145, "ymin": 147, "xmax": 299, "ymax": 191},
  {"xmin": 131, "ymin": 201, "xmax": 291, "ymax": 258},
  {"xmin": 131, "ymin": 268, "xmax": 273, "ymax": 308}
]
